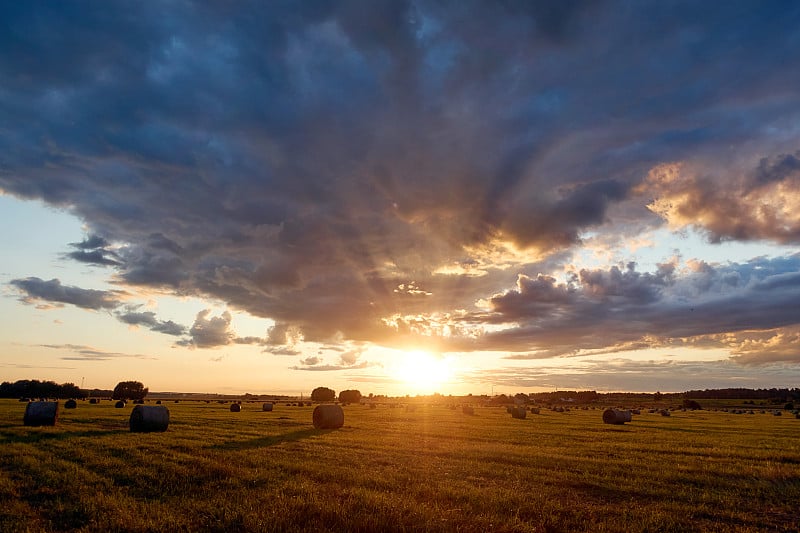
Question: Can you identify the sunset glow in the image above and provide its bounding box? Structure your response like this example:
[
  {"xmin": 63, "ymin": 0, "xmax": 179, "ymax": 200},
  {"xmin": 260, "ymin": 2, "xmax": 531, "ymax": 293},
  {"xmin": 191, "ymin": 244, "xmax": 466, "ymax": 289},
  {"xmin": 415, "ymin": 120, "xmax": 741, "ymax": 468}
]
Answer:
[{"xmin": 392, "ymin": 351, "xmax": 453, "ymax": 394}]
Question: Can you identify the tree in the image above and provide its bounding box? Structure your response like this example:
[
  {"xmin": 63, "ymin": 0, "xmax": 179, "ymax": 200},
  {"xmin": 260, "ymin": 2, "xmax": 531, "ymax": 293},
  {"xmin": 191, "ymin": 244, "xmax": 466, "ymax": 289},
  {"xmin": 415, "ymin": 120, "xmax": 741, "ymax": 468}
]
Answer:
[
  {"xmin": 338, "ymin": 389, "xmax": 362, "ymax": 404},
  {"xmin": 682, "ymin": 399, "xmax": 702, "ymax": 410},
  {"xmin": 311, "ymin": 386, "xmax": 335, "ymax": 402},
  {"xmin": 112, "ymin": 381, "xmax": 148, "ymax": 401}
]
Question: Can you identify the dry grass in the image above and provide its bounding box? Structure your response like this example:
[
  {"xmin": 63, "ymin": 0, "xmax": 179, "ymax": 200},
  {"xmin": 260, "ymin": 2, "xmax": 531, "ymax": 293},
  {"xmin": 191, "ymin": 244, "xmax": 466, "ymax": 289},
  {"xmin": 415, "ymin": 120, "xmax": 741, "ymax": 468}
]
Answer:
[{"xmin": 1, "ymin": 400, "xmax": 798, "ymax": 532}]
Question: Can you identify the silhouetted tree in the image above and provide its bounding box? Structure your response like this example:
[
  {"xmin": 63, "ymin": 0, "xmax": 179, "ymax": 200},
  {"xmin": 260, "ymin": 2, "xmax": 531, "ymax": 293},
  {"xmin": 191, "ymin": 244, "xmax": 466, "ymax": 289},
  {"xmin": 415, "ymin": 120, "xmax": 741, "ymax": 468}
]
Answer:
[
  {"xmin": 338, "ymin": 389, "xmax": 362, "ymax": 404},
  {"xmin": 311, "ymin": 386, "xmax": 335, "ymax": 402},
  {"xmin": 112, "ymin": 381, "xmax": 148, "ymax": 401}
]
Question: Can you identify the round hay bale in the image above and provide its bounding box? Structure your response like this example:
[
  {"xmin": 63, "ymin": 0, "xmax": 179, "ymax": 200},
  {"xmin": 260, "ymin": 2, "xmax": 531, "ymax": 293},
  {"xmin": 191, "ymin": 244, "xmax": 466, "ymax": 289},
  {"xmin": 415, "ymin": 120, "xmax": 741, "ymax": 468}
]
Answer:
[
  {"xmin": 602, "ymin": 408, "xmax": 632, "ymax": 425},
  {"xmin": 132, "ymin": 399, "xmax": 145, "ymax": 404},
  {"xmin": 313, "ymin": 404, "xmax": 344, "ymax": 429},
  {"xmin": 155, "ymin": 400, "xmax": 162, "ymax": 404},
  {"xmin": 24, "ymin": 401, "xmax": 59, "ymax": 426},
  {"xmin": 462, "ymin": 405, "xmax": 475, "ymax": 415},
  {"xmin": 511, "ymin": 406, "xmax": 527, "ymax": 419},
  {"xmin": 230, "ymin": 403, "xmax": 241, "ymax": 412},
  {"xmin": 262, "ymin": 402, "xmax": 274, "ymax": 412},
  {"xmin": 660, "ymin": 409, "xmax": 671, "ymax": 417},
  {"xmin": 64, "ymin": 399, "xmax": 77, "ymax": 409},
  {"xmin": 89, "ymin": 398, "xmax": 100, "ymax": 404},
  {"xmin": 129, "ymin": 405, "xmax": 170, "ymax": 433},
  {"xmin": 114, "ymin": 400, "xmax": 126, "ymax": 408},
  {"xmin": 530, "ymin": 407, "xmax": 540, "ymax": 414}
]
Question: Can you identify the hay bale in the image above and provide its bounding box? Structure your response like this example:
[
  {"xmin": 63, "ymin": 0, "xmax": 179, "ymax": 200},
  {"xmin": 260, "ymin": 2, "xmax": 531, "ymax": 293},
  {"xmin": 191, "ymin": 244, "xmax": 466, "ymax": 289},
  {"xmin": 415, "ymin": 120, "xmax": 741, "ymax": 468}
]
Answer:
[
  {"xmin": 313, "ymin": 404, "xmax": 344, "ymax": 429},
  {"xmin": 155, "ymin": 400, "xmax": 162, "ymax": 404},
  {"xmin": 24, "ymin": 401, "xmax": 59, "ymax": 426},
  {"xmin": 530, "ymin": 407, "xmax": 540, "ymax": 414},
  {"xmin": 511, "ymin": 406, "xmax": 527, "ymax": 419},
  {"xmin": 115, "ymin": 400, "xmax": 126, "ymax": 408},
  {"xmin": 660, "ymin": 409, "xmax": 671, "ymax": 417},
  {"xmin": 129, "ymin": 405, "xmax": 170, "ymax": 433},
  {"xmin": 230, "ymin": 403, "xmax": 241, "ymax": 412},
  {"xmin": 462, "ymin": 405, "xmax": 475, "ymax": 415},
  {"xmin": 262, "ymin": 402, "xmax": 274, "ymax": 412},
  {"xmin": 89, "ymin": 398, "xmax": 100, "ymax": 404},
  {"xmin": 602, "ymin": 408, "xmax": 632, "ymax": 425},
  {"xmin": 64, "ymin": 399, "xmax": 77, "ymax": 409}
]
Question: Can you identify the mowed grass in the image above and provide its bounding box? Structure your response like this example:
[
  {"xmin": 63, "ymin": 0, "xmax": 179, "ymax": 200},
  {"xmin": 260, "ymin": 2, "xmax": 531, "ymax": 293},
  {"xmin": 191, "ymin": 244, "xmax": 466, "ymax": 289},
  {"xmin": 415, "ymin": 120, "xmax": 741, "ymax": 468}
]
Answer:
[{"xmin": 1, "ymin": 400, "xmax": 798, "ymax": 532}]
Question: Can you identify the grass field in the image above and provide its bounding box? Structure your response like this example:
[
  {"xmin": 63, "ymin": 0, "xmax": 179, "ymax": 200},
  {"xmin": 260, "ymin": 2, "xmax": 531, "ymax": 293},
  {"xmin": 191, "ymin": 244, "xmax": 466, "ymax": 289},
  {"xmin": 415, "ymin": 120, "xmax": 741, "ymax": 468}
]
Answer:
[{"xmin": 1, "ymin": 399, "xmax": 798, "ymax": 532}]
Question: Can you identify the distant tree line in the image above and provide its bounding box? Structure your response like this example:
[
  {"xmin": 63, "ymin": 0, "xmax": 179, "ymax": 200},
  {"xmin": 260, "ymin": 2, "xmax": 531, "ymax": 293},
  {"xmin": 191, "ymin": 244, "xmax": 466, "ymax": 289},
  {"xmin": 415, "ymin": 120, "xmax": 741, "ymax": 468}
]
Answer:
[
  {"xmin": 528, "ymin": 391, "xmax": 601, "ymax": 403},
  {"xmin": 683, "ymin": 388, "xmax": 800, "ymax": 401},
  {"xmin": 0, "ymin": 380, "xmax": 83, "ymax": 399}
]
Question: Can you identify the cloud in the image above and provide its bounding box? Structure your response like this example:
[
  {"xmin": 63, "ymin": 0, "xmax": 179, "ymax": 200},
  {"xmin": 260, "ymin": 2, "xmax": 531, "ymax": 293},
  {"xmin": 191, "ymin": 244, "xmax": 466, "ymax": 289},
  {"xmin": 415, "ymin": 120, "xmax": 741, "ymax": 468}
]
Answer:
[
  {"xmin": 178, "ymin": 310, "xmax": 235, "ymax": 348},
  {"xmin": 66, "ymin": 235, "xmax": 121, "ymax": 266},
  {"xmin": 115, "ymin": 307, "xmax": 186, "ymax": 336},
  {"xmin": 643, "ymin": 160, "xmax": 800, "ymax": 244},
  {"xmin": 39, "ymin": 343, "xmax": 155, "ymax": 361},
  {"xmin": 291, "ymin": 345, "xmax": 378, "ymax": 371},
  {"xmin": 10, "ymin": 277, "xmax": 123, "ymax": 310},
  {"xmin": 462, "ymin": 254, "xmax": 800, "ymax": 359},
  {"xmin": 459, "ymin": 357, "xmax": 800, "ymax": 393},
  {"xmin": 2, "ymin": 2, "xmax": 800, "ymax": 366},
  {"xmin": 10, "ymin": 278, "xmax": 192, "ymax": 338}
]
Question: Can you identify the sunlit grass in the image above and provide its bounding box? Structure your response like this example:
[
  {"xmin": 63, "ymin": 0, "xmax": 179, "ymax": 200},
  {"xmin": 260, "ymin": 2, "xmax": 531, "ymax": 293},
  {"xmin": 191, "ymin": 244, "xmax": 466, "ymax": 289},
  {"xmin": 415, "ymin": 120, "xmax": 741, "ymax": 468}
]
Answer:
[{"xmin": 1, "ymin": 400, "xmax": 798, "ymax": 531}]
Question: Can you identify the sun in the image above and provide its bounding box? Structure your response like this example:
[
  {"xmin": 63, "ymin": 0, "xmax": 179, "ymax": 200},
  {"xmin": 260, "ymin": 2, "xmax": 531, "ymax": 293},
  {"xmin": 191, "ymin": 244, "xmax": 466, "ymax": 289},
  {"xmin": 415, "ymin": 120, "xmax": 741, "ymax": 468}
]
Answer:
[{"xmin": 393, "ymin": 350, "xmax": 453, "ymax": 393}]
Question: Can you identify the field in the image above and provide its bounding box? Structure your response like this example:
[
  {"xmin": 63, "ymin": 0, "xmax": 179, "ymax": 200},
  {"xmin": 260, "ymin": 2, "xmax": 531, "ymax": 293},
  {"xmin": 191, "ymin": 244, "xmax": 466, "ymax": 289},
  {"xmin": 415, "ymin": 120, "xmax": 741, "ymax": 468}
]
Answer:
[{"xmin": 1, "ymin": 399, "xmax": 798, "ymax": 532}]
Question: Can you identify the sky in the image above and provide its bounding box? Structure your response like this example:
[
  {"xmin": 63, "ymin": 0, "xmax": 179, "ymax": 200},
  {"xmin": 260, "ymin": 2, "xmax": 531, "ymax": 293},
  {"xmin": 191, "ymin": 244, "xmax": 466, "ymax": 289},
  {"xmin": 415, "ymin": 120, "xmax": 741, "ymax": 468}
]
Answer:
[{"xmin": 2, "ymin": 1, "xmax": 800, "ymax": 396}]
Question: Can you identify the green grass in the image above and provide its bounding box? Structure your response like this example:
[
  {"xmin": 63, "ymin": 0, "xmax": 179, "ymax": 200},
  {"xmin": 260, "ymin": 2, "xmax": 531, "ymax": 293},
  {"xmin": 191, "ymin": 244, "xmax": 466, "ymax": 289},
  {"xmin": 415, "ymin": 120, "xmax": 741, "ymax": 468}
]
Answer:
[{"xmin": 1, "ymin": 400, "xmax": 798, "ymax": 532}]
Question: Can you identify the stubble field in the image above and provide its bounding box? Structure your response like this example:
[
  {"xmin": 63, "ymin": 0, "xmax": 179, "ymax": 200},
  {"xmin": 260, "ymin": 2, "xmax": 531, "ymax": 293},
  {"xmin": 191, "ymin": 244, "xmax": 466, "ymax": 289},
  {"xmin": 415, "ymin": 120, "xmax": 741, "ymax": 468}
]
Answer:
[{"xmin": 1, "ymin": 399, "xmax": 798, "ymax": 532}]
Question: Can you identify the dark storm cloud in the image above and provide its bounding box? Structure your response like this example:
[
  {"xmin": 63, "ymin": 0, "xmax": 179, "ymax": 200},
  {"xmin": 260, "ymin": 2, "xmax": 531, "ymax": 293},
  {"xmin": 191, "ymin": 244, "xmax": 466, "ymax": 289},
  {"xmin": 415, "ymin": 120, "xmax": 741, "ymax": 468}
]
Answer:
[{"xmin": 2, "ymin": 1, "xmax": 800, "ymax": 358}]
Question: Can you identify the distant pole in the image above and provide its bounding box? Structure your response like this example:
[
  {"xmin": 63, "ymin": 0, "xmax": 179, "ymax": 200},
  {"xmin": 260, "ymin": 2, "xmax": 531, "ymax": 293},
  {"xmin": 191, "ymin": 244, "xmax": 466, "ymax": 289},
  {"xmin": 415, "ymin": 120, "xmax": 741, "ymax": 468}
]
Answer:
[{"xmin": 81, "ymin": 376, "xmax": 85, "ymax": 389}]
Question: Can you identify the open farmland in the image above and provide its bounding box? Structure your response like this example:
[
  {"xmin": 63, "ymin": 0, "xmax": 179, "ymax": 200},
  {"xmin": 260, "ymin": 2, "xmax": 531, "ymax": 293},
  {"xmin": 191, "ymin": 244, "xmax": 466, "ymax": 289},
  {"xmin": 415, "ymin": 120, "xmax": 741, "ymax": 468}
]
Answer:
[{"xmin": 1, "ymin": 399, "xmax": 798, "ymax": 532}]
